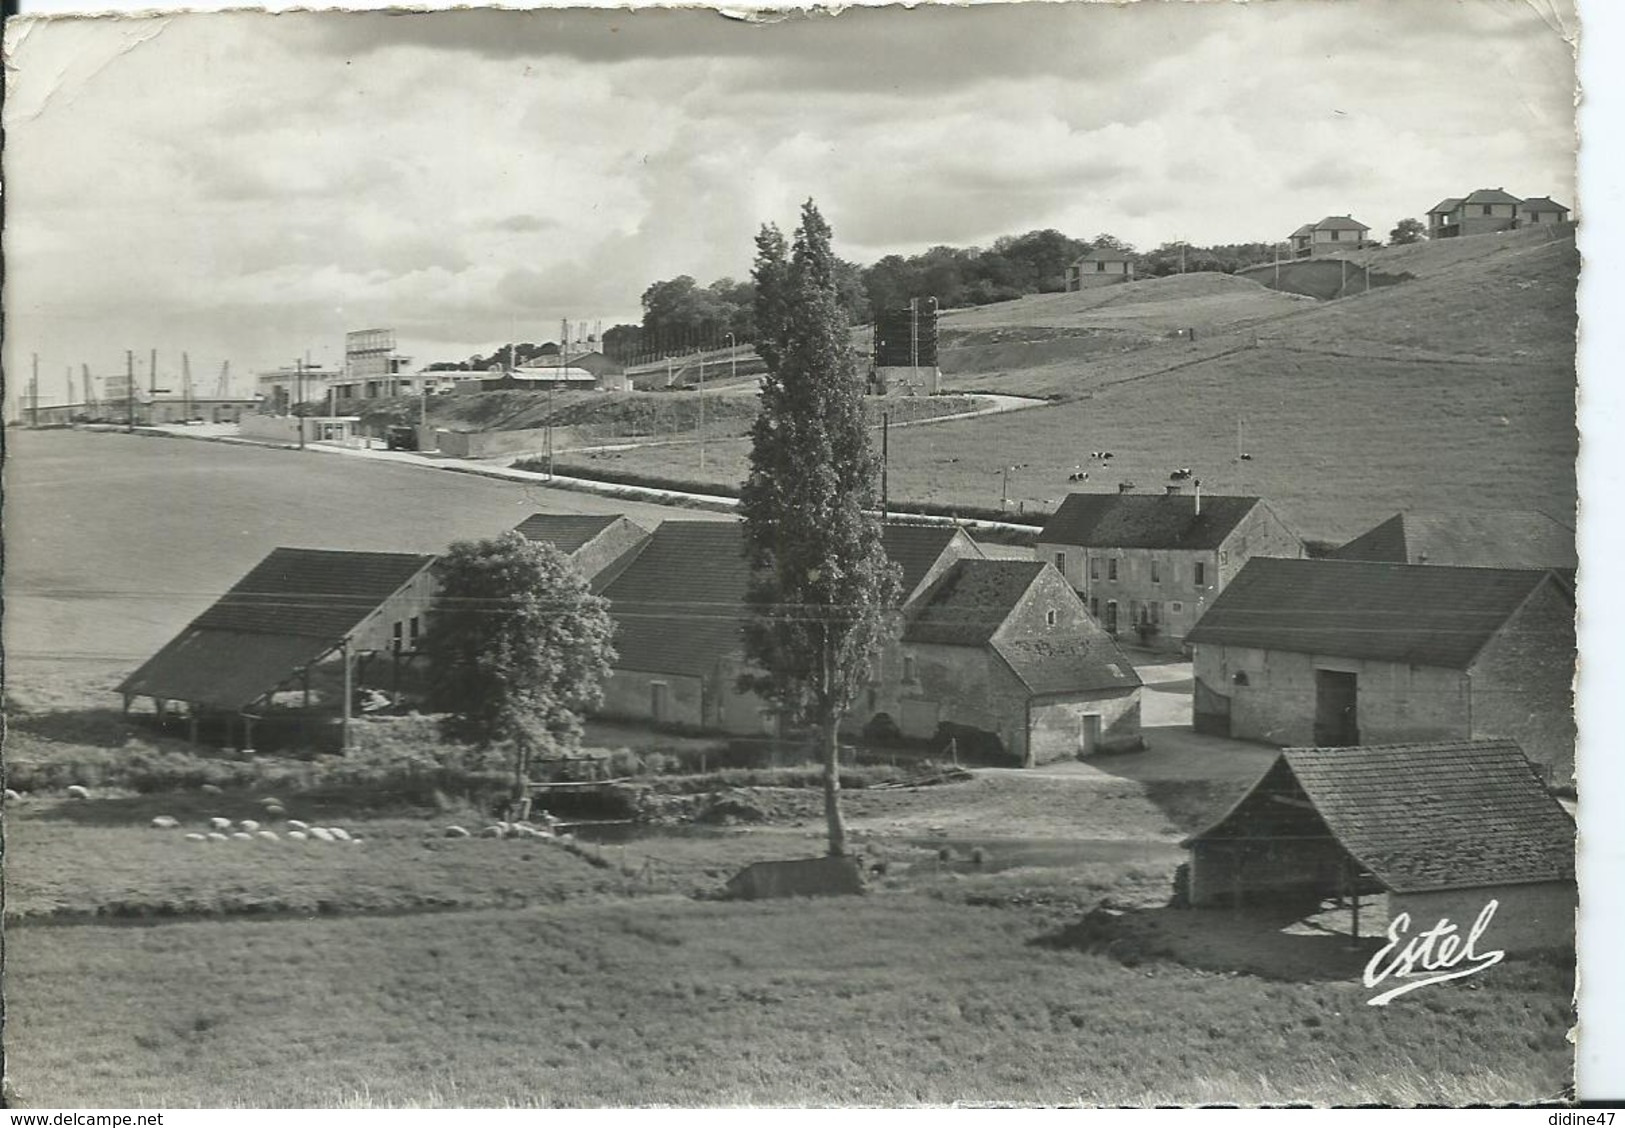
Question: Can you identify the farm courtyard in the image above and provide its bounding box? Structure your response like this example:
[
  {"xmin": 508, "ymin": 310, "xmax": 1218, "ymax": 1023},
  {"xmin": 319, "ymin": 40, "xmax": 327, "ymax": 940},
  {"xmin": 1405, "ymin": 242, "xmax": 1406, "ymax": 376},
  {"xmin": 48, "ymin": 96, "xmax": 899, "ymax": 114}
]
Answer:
[{"xmin": 0, "ymin": 429, "xmax": 1576, "ymax": 1106}]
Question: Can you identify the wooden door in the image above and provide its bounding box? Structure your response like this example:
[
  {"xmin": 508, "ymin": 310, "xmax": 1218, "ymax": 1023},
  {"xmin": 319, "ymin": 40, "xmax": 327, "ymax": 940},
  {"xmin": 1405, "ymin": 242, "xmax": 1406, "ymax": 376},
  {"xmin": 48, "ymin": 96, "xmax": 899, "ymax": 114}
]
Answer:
[{"xmin": 1313, "ymin": 670, "xmax": 1359, "ymax": 746}]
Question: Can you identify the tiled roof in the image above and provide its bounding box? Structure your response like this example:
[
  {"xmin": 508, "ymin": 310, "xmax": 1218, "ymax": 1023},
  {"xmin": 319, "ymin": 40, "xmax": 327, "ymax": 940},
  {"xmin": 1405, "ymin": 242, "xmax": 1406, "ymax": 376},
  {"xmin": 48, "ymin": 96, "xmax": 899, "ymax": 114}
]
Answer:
[
  {"xmin": 1428, "ymin": 197, "xmax": 1464, "ymax": 215},
  {"xmin": 513, "ymin": 513, "xmax": 620, "ymax": 555},
  {"xmin": 884, "ymin": 522, "xmax": 978, "ymax": 600},
  {"xmin": 904, "ymin": 559, "xmax": 1046, "ymax": 646},
  {"xmin": 1038, "ymin": 492, "xmax": 1263, "ymax": 550},
  {"xmin": 1291, "ymin": 741, "xmax": 1574, "ymax": 892},
  {"xmin": 191, "ymin": 549, "xmax": 436, "ymax": 640},
  {"xmin": 1462, "ymin": 187, "xmax": 1523, "ymax": 205},
  {"xmin": 1186, "ymin": 741, "xmax": 1574, "ymax": 893},
  {"xmin": 1314, "ymin": 215, "xmax": 1370, "ymax": 232},
  {"xmin": 1185, "ymin": 558, "xmax": 1554, "ymax": 667},
  {"xmin": 1075, "ymin": 247, "xmax": 1134, "ymax": 263},
  {"xmin": 1518, "ymin": 196, "xmax": 1569, "ymax": 212},
  {"xmin": 118, "ymin": 629, "xmax": 333, "ymax": 709},
  {"xmin": 1332, "ymin": 511, "xmax": 1576, "ymax": 570},
  {"xmin": 1289, "ymin": 224, "xmax": 1315, "ymax": 239},
  {"xmin": 992, "ymin": 634, "xmax": 1142, "ymax": 696},
  {"xmin": 599, "ymin": 521, "xmax": 751, "ymax": 676}
]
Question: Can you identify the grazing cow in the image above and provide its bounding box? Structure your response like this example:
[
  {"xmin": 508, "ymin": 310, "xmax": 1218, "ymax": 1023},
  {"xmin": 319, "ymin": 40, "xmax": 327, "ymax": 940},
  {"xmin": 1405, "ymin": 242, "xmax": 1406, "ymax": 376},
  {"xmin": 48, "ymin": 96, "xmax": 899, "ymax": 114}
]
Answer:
[{"xmin": 1240, "ymin": 453, "xmax": 1253, "ymax": 461}]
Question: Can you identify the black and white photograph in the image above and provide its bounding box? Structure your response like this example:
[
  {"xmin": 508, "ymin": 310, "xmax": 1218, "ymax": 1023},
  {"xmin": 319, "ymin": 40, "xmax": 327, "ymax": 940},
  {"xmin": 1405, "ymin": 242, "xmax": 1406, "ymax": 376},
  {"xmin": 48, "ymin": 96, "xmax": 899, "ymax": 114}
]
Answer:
[{"xmin": 0, "ymin": 0, "xmax": 1604, "ymax": 1108}]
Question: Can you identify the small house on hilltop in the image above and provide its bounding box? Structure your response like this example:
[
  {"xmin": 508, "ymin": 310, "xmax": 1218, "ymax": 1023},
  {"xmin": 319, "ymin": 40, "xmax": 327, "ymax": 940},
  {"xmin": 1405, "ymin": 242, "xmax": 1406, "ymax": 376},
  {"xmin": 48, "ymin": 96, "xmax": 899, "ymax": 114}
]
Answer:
[
  {"xmin": 1331, "ymin": 510, "xmax": 1576, "ymax": 581},
  {"xmin": 1517, "ymin": 196, "xmax": 1572, "ymax": 227},
  {"xmin": 1288, "ymin": 216, "xmax": 1371, "ymax": 259},
  {"xmin": 1185, "ymin": 558, "xmax": 1576, "ymax": 783},
  {"xmin": 1182, "ymin": 740, "xmax": 1575, "ymax": 953},
  {"xmin": 118, "ymin": 548, "xmax": 439, "ymax": 750},
  {"xmin": 1036, "ymin": 490, "xmax": 1303, "ymax": 653},
  {"xmin": 1427, "ymin": 187, "xmax": 1563, "ymax": 239},
  {"xmin": 874, "ymin": 558, "xmax": 1142, "ymax": 765},
  {"xmin": 1064, "ymin": 248, "xmax": 1136, "ymax": 291},
  {"xmin": 513, "ymin": 512, "xmax": 652, "ymax": 589}
]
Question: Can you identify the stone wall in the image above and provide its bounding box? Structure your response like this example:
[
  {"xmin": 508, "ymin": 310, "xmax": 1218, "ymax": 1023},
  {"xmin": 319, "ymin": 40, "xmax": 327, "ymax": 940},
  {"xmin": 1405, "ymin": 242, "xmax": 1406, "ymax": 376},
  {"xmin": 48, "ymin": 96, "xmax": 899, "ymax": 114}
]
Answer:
[
  {"xmin": 1469, "ymin": 581, "xmax": 1577, "ymax": 784},
  {"xmin": 1388, "ymin": 882, "xmax": 1575, "ymax": 954}
]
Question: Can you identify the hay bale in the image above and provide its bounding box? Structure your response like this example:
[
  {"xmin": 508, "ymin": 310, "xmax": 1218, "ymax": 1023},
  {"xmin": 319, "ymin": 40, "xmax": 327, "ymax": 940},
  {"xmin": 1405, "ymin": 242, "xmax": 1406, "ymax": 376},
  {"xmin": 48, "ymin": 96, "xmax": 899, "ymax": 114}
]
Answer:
[
  {"xmin": 327, "ymin": 827, "xmax": 352, "ymax": 842},
  {"xmin": 286, "ymin": 830, "xmax": 309, "ymax": 841},
  {"xmin": 258, "ymin": 796, "xmax": 283, "ymax": 808},
  {"xmin": 4, "ymin": 788, "xmax": 21, "ymax": 802},
  {"xmin": 264, "ymin": 805, "xmax": 286, "ymax": 819},
  {"xmin": 308, "ymin": 827, "xmax": 335, "ymax": 843},
  {"xmin": 443, "ymin": 825, "xmax": 471, "ymax": 839},
  {"xmin": 150, "ymin": 815, "xmax": 180, "ymax": 830},
  {"xmin": 65, "ymin": 785, "xmax": 90, "ymax": 800},
  {"xmin": 479, "ymin": 825, "xmax": 506, "ymax": 839},
  {"xmin": 724, "ymin": 856, "xmax": 867, "ymax": 901}
]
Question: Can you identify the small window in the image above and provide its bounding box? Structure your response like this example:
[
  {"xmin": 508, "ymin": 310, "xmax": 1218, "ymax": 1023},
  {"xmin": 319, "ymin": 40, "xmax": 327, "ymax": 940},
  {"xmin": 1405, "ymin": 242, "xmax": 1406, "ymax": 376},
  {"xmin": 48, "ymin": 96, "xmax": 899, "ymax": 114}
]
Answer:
[
  {"xmin": 1096, "ymin": 261, "xmax": 1106, "ymax": 273},
  {"xmin": 1150, "ymin": 560, "xmax": 1161, "ymax": 583},
  {"xmin": 1330, "ymin": 230, "xmax": 1341, "ymax": 241},
  {"xmin": 904, "ymin": 654, "xmax": 917, "ymax": 682},
  {"xmin": 391, "ymin": 621, "xmax": 403, "ymax": 653},
  {"xmin": 1194, "ymin": 562, "xmax": 1206, "ymax": 587},
  {"xmin": 408, "ymin": 616, "xmax": 421, "ymax": 646},
  {"xmin": 1090, "ymin": 597, "xmax": 1100, "ymax": 618},
  {"xmin": 1089, "ymin": 558, "xmax": 1100, "ymax": 581},
  {"xmin": 1233, "ymin": 670, "xmax": 1250, "ymax": 687},
  {"xmin": 1170, "ymin": 601, "xmax": 1184, "ymax": 613},
  {"xmin": 1482, "ymin": 204, "xmax": 1493, "ymax": 216},
  {"xmin": 1107, "ymin": 558, "xmax": 1118, "ymax": 581},
  {"xmin": 1045, "ymin": 609, "xmax": 1057, "ymax": 627},
  {"xmin": 1054, "ymin": 552, "xmax": 1066, "ymax": 573}
]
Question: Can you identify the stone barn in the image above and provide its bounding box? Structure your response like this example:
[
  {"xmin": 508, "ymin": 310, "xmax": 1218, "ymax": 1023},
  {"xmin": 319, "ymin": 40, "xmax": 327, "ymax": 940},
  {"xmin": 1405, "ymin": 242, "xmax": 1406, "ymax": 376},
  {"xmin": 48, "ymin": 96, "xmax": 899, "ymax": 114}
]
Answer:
[
  {"xmin": 513, "ymin": 512, "xmax": 652, "ymax": 588},
  {"xmin": 1185, "ymin": 558, "xmax": 1576, "ymax": 785},
  {"xmin": 1183, "ymin": 740, "xmax": 1575, "ymax": 953},
  {"xmin": 875, "ymin": 558, "xmax": 1142, "ymax": 765}
]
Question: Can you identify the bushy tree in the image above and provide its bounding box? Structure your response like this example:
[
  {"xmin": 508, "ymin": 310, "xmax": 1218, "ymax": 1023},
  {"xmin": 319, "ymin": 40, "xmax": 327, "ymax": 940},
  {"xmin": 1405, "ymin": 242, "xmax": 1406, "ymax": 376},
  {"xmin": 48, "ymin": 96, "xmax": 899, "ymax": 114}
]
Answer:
[
  {"xmin": 426, "ymin": 531, "xmax": 616, "ymax": 802},
  {"xmin": 1389, "ymin": 218, "xmax": 1426, "ymax": 245},
  {"xmin": 739, "ymin": 200, "xmax": 902, "ymax": 857}
]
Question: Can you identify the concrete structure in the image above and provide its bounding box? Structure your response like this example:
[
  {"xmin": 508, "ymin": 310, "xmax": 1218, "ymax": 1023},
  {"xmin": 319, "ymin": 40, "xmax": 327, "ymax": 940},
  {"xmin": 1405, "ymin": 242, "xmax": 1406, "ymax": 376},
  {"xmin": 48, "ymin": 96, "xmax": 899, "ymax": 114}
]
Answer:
[
  {"xmin": 872, "ymin": 303, "xmax": 942, "ymax": 395},
  {"xmin": 334, "ymin": 328, "xmax": 415, "ymax": 400},
  {"xmin": 513, "ymin": 513, "xmax": 652, "ymax": 588},
  {"xmin": 1426, "ymin": 188, "xmax": 1565, "ymax": 239},
  {"xmin": 1287, "ymin": 216, "xmax": 1371, "ymax": 258},
  {"xmin": 257, "ymin": 365, "xmax": 343, "ymax": 411},
  {"xmin": 118, "ymin": 549, "xmax": 438, "ymax": 751},
  {"xmin": 1185, "ymin": 558, "xmax": 1576, "ymax": 784},
  {"xmin": 1036, "ymin": 490, "xmax": 1303, "ymax": 653},
  {"xmin": 15, "ymin": 395, "xmax": 257, "ymax": 427},
  {"xmin": 1182, "ymin": 741, "xmax": 1574, "ymax": 953},
  {"xmin": 1065, "ymin": 248, "xmax": 1136, "ymax": 290},
  {"xmin": 873, "ymin": 558, "xmax": 1143, "ymax": 765},
  {"xmin": 238, "ymin": 414, "xmax": 364, "ymax": 446}
]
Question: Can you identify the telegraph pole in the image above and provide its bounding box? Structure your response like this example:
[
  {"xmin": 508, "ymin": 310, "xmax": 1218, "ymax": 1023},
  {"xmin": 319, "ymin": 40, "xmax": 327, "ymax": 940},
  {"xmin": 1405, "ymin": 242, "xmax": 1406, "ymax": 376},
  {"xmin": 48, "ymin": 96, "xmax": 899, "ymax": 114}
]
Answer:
[
  {"xmin": 698, "ymin": 350, "xmax": 706, "ymax": 472},
  {"xmin": 881, "ymin": 410, "xmax": 890, "ymax": 521},
  {"xmin": 30, "ymin": 353, "xmax": 39, "ymax": 428},
  {"xmin": 126, "ymin": 350, "xmax": 135, "ymax": 432},
  {"xmin": 295, "ymin": 358, "xmax": 306, "ymax": 449}
]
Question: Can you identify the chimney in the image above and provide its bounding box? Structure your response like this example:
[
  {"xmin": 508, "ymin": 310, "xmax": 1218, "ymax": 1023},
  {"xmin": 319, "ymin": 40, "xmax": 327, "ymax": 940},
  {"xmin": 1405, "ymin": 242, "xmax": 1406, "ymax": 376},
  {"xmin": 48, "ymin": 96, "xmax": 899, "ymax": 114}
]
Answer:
[
  {"xmin": 1164, "ymin": 484, "xmax": 1182, "ymax": 496},
  {"xmin": 1194, "ymin": 478, "xmax": 1202, "ymax": 516}
]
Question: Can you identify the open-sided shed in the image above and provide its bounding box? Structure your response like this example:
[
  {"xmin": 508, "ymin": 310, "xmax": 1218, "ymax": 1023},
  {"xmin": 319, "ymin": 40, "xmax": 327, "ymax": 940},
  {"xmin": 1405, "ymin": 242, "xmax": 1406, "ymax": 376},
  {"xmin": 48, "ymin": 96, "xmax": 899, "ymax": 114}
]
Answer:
[
  {"xmin": 118, "ymin": 548, "xmax": 438, "ymax": 750},
  {"xmin": 1183, "ymin": 740, "xmax": 1574, "ymax": 952}
]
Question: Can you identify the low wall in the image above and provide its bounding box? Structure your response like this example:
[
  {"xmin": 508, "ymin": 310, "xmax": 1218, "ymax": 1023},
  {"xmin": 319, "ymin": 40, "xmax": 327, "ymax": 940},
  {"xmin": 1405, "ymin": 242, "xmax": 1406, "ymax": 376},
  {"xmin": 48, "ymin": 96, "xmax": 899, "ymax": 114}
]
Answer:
[{"xmin": 238, "ymin": 415, "xmax": 302, "ymax": 444}]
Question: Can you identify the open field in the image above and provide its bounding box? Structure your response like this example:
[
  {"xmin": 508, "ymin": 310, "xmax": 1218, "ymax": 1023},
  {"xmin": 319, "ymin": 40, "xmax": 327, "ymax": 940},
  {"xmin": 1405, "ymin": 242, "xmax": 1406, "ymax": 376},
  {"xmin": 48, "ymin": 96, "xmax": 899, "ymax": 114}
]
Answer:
[
  {"xmin": 543, "ymin": 232, "xmax": 1578, "ymax": 543},
  {"xmin": 4, "ymin": 886, "xmax": 1572, "ymax": 1107}
]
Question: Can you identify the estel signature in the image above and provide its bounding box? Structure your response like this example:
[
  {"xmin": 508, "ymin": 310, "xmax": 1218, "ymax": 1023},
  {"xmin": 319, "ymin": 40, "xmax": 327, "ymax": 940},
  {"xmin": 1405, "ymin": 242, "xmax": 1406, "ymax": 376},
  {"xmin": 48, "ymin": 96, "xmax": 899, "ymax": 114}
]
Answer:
[{"xmin": 1362, "ymin": 900, "xmax": 1505, "ymax": 1006}]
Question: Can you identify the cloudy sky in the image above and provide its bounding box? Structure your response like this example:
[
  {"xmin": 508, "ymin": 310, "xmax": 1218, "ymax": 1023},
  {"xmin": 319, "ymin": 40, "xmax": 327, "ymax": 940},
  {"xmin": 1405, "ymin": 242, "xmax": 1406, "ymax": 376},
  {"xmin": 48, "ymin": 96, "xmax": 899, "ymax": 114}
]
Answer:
[{"xmin": 2, "ymin": 0, "xmax": 1578, "ymax": 406}]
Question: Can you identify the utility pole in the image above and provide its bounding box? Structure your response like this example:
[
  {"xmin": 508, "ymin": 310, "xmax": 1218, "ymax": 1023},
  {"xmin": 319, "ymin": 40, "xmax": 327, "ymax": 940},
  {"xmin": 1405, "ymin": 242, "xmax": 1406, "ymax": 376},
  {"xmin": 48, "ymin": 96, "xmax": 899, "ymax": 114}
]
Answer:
[
  {"xmin": 149, "ymin": 348, "xmax": 157, "ymax": 398},
  {"xmin": 725, "ymin": 332, "xmax": 736, "ymax": 384},
  {"xmin": 182, "ymin": 352, "xmax": 192, "ymax": 421},
  {"xmin": 910, "ymin": 296, "xmax": 919, "ymax": 372},
  {"xmin": 65, "ymin": 365, "xmax": 73, "ymax": 417},
  {"xmin": 1001, "ymin": 465, "xmax": 1012, "ymax": 512},
  {"xmin": 698, "ymin": 350, "xmax": 706, "ymax": 471},
  {"xmin": 295, "ymin": 358, "xmax": 306, "ymax": 449},
  {"xmin": 30, "ymin": 353, "xmax": 39, "ymax": 428},
  {"xmin": 881, "ymin": 410, "xmax": 890, "ymax": 521},
  {"xmin": 126, "ymin": 350, "xmax": 135, "ymax": 432}
]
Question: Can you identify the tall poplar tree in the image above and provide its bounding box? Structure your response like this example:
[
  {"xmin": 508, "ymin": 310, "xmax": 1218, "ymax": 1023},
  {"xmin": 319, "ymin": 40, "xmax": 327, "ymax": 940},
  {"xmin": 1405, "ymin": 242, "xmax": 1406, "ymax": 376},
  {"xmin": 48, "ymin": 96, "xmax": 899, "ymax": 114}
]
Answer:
[{"xmin": 738, "ymin": 201, "xmax": 901, "ymax": 857}]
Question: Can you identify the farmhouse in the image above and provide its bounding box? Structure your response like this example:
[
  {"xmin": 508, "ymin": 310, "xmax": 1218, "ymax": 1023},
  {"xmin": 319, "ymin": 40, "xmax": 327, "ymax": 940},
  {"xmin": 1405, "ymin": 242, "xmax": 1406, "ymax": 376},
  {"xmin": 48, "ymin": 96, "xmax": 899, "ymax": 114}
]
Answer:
[
  {"xmin": 1332, "ymin": 510, "xmax": 1576, "ymax": 577},
  {"xmin": 117, "ymin": 548, "xmax": 438, "ymax": 751},
  {"xmin": 596, "ymin": 519, "xmax": 983, "ymax": 734},
  {"xmin": 513, "ymin": 512, "xmax": 652, "ymax": 588},
  {"xmin": 1287, "ymin": 216, "xmax": 1371, "ymax": 258},
  {"xmin": 1185, "ymin": 558, "xmax": 1576, "ymax": 783},
  {"xmin": 1182, "ymin": 740, "xmax": 1575, "ymax": 953},
  {"xmin": 1064, "ymin": 248, "xmax": 1136, "ymax": 290},
  {"xmin": 871, "ymin": 558, "xmax": 1142, "ymax": 765},
  {"xmin": 1517, "ymin": 196, "xmax": 1572, "ymax": 227},
  {"xmin": 1036, "ymin": 489, "xmax": 1303, "ymax": 653}
]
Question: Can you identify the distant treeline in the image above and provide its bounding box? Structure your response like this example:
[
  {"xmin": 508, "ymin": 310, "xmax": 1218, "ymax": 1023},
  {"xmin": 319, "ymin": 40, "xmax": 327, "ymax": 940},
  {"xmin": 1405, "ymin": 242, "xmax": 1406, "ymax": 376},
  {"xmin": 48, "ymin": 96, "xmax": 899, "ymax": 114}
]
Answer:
[{"xmin": 435, "ymin": 228, "xmax": 1295, "ymax": 369}]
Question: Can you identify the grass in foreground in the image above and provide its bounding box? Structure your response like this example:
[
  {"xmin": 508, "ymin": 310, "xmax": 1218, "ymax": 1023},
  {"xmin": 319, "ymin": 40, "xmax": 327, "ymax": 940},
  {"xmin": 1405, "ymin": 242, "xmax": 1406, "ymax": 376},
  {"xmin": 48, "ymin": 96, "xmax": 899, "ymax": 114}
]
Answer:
[{"xmin": 3, "ymin": 892, "xmax": 1573, "ymax": 1107}]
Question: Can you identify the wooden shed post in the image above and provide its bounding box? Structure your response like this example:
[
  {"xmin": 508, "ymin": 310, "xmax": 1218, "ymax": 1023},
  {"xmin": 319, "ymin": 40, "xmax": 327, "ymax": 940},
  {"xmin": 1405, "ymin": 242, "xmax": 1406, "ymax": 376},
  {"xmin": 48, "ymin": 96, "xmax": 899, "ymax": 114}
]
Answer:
[{"xmin": 341, "ymin": 638, "xmax": 353, "ymax": 752}]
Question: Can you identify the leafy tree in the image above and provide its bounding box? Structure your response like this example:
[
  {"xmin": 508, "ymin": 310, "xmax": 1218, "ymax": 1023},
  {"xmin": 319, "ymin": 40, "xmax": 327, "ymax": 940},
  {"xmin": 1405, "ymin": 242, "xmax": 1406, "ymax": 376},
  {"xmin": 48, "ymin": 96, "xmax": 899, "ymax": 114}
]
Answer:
[
  {"xmin": 1389, "ymin": 218, "xmax": 1426, "ymax": 245},
  {"xmin": 426, "ymin": 531, "xmax": 616, "ymax": 803},
  {"xmin": 739, "ymin": 201, "xmax": 902, "ymax": 857}
]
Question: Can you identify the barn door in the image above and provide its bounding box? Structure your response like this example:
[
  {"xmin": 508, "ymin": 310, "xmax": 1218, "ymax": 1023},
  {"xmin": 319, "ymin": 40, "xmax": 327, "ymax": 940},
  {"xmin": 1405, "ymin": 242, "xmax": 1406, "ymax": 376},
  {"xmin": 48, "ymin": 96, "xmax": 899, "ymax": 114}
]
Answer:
[
  {"xmin": 1079, "ymin": 714, "xmax": 1102, "ymax": 756},
  {"xmin": 1314, "ymin": 670, "xmax": 1359, "ymax": 746},
  {"xmin": 1104, "ymin": 600, "xmax": 1119, "ymax": 635}
]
